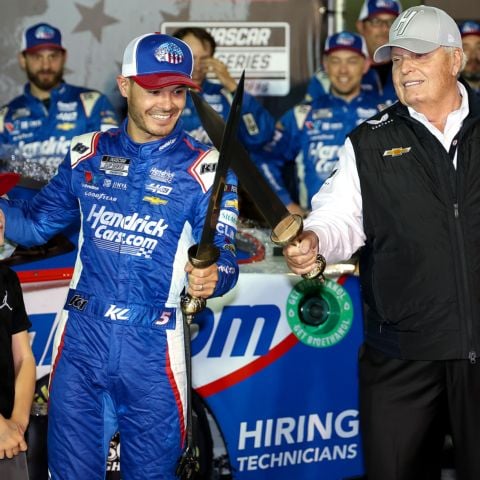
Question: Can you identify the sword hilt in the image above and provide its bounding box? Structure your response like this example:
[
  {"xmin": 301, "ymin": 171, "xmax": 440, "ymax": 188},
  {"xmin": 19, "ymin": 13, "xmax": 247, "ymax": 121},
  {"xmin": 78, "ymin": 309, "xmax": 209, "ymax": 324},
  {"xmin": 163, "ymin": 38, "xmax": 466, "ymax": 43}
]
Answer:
[
  {"xmin": 181, "ymin": 243, "xmax": 220, "ymax": 323},
  {"xmin": 270, "ymin": 214, "xmax": 326, "ymax": 283}
]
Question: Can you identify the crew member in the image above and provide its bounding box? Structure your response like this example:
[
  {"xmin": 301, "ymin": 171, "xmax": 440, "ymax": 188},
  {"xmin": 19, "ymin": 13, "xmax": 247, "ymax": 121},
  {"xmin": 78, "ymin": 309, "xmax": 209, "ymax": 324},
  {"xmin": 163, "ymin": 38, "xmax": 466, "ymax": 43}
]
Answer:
[
  {"xmin": 306, "ymin": 0, "xmax": 402, "ymax": 103},
  {"xmin": 459, "ymin": 20, "xmax": 480, "ymax": 94},
  {"xmin": 173, "ymin": 27, "xmax": 275, "ymax": 152},
  {"xmin": 257, "ymin": 32, "xmax": 385, "ymax": 215},
  {"xmin": 0, "ymin": 23, "xmax": 118, "ymax": 184}
]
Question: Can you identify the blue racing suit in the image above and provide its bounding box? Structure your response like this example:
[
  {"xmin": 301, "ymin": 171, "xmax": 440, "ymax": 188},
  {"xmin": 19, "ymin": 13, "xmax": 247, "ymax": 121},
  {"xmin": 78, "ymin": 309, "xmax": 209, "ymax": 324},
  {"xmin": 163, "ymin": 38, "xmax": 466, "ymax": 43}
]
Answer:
[
  {"xmin": 0, "ymin": 82, "xmax": 118, "ymax": 182},
  {"xmin": 0, "ymin": 119, "xmax": 239, "ymax": 479},
  {"xmin": 256, "ymin": 90, "xmax": 385, "ymax": 208},
  {"xmin": 181, "ymin": 79, "xmax": 275, "ymax": 151}
]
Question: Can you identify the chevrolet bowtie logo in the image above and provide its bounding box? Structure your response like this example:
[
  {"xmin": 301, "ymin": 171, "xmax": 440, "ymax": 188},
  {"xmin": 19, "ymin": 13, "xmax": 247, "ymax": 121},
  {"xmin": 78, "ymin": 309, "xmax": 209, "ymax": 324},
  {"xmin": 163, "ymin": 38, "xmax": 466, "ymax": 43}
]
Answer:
[
  {"xmin": 383, "ymin": 147, "xmax": 411, "ymax": 157},
  {"xmin": 143, "ymin": 195, "xmax": 167, "ymax": 206}
]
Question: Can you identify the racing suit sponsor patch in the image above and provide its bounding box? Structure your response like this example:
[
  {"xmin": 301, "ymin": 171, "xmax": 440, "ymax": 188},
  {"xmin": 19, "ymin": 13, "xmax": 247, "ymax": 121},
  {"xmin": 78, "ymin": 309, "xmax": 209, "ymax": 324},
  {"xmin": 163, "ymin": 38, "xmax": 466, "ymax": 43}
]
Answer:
[
  {"xmin": 68, "ymin": 294, "xmax": 89, "ymax": 311},
  {"xmin": 145, "ymin": 183, "xmax": 173, "ymax": 195},
  {"xmin": 188, "ymin": 149, "xmax": 219, "ymax": 193},
  {"xmin": 100, "ymin": 156, "xmax": 130, "ymax": 176},
  {"xmin": 143, "ymin": 195, "xmax": 168, "ymax": 206},
  {"xmin": 71, "ymin": 132, "xmax": 101, "ymax": 167},
  {"xmin": 80, "ymin": 91, "xmax": 101, "ymax": 118},
  {"xmin": 149, "ymin": 167, "xmax": 175, "ymax": 183},
  {"xmin": 224, "ymin": 184, "xmax": 238, "ymax": 193},
  {"xmin": 104, "ymin": 304, "xmax": 130, "ymax": 321},
  {"xmin": 242, "ymin": 113, "xmax": 259, "ymax": 135},
  {"xmin": 86, "ymin": 204, "xmax": 168, "ymax": 258}
]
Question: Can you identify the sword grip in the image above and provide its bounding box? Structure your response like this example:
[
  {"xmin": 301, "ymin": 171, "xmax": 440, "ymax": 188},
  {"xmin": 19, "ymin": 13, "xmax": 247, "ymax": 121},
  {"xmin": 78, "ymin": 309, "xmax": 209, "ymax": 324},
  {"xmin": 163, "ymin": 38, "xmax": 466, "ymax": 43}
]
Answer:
[
  {"xmin": 302, "ymin": 254, "xmax": 327, "ymax": 283},
  {"xmin": 270, "ymin": 214, "xmax": 326, "ymax": 282},
  {"xmin": 181, "ymin": 244, "xmax": 220, "ymax": 323}
]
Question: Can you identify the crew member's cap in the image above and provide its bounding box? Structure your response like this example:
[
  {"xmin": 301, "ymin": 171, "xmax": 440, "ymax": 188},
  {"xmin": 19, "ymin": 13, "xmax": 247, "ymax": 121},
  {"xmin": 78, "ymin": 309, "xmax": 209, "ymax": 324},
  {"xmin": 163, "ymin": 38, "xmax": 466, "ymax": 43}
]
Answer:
[
  {"xmin": 374, "ymin": 5, "xmax": 462, "ymax": 63},
  {"xmin": 324, "ymin": 32, "xmax": 369, "ymax": 58},
  {"xmin": 358, "ymin": 0, "xmax": 402, "ymax": 21},
  {"xmin": 21, "ymin": 23, "xmax": 65, "ymax": 54},
  {"xmin": 459, "ymin": 20, "xmax": 480, "ymax": 38},
  {"xmin": 121, "ymin": 33, "xmax": 199, "ymax": 90},
  {"xmin": 0, "ymin": 172, "xmax": 20, "ymax": 196}
]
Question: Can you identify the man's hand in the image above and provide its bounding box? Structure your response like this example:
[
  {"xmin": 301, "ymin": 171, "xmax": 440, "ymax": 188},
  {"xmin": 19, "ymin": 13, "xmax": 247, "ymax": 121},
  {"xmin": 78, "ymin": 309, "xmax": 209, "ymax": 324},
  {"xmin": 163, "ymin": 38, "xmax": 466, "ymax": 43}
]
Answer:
[
  {"xmin": 201, "ymin": 57, "xmax": 237, "ymax": 93},
  {"xmin": 283, "ymin": 230, "xmax": 320, "ymax": 276},
  {"xmin": 0, "ymin": 417, "xmax": 27, "ymax": 459},
  {"xmin": 185, "ymin": 262, "xmax": 219, "ymax": 298},
  {"xmin": 286, "ymin": 202, "xmax": 308, "ymax": 218},
  {"xmin": 0, "ymin": 209, "xmax": 5, "ymax": 246}
]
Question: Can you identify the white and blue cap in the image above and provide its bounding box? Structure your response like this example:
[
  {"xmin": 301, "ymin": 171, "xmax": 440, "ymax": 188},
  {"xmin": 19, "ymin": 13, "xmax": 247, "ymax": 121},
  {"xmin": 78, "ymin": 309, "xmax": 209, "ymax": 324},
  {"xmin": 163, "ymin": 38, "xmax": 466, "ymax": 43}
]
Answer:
[
  {"xmin": 459, "ymin": 20, "xmax": 480, "ymax": 38},
  {"xmin": 358, "ymin": 0, "xmax": 402, "ymax": 21},
  {"xmin": 324, "ymin": 32, "xmax": 369, "ymax": 58},
  {"xmin": 374, "ymin": 5, "xmax": 462, "ymax": 63},
  {"xmin": 21, "ymin": 23, "xmax": 65, "ymax": 54},
  {"xmin": 121, "ymin": 33, "xmax": 199, "ymax": 90}
]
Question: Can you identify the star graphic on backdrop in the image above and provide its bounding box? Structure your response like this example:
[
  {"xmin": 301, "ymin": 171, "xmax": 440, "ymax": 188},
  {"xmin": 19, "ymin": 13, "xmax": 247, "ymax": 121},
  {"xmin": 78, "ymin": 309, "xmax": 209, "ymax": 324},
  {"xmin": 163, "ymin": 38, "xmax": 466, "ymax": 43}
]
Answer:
[{"xmin": 73, "ymin": 0, "xmax": 119, "ymax": 42}]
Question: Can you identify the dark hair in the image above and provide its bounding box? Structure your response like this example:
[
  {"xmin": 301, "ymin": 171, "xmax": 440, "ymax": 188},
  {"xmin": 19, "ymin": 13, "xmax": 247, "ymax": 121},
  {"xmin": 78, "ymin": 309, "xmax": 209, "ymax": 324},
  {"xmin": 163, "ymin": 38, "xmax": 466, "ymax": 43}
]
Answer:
[{"xmin": 172, "ymin": 27, "xmax": 217, "ymax": 54}]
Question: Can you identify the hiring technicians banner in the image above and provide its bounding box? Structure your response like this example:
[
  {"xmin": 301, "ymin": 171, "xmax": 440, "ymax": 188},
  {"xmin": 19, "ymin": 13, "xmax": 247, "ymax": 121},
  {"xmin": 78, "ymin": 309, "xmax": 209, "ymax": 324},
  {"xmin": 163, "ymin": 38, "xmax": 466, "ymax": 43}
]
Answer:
[{"xmin": 191, "ymin": 271, "xmax": 365, "ymax": 479}]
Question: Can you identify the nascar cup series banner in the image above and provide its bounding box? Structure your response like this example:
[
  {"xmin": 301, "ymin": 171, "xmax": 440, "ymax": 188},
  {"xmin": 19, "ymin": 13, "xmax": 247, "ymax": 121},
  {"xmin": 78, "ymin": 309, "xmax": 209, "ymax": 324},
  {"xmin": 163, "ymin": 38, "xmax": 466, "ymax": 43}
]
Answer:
[
  {"xmin": 0, "ymin": 0, "xmax": 323, "ymax": 113},
  {"xmin": 162, "ymin": 22, "xmax": 292, "ymax": 96}
]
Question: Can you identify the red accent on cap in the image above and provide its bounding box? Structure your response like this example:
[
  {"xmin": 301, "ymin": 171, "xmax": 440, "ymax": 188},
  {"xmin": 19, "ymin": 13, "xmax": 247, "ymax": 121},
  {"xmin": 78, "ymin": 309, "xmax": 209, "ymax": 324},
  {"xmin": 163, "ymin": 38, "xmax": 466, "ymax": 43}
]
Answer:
[
  {"xmin": 23, "ymin": 44, "xmax": 66, "ymax": 54},
  {"xmin": 367, "ymin": 8, "xmax": 399, "ymax": 19},
  {"xmin": 325, "ymin": 46, "xmax": 367, "ymax": 58},
  {"xmin": 132, "ymin": 73, "xmax": 200, "ymax": 90}
]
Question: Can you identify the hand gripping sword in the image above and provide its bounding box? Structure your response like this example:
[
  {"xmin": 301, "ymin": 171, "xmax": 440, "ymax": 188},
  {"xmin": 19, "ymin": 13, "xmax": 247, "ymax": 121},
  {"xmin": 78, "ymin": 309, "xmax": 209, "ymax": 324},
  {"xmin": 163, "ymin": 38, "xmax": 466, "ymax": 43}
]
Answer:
[
  {"xmin": 177, "ymin": 73, "xmax": 246, "ymax": 480},
  {"xmin": 180, "ymin": 71, "xmax": 246, "ymax": 322},
  {"xmin": 189, "ymin": 88, "xmax": 326, "ymax": 281}
]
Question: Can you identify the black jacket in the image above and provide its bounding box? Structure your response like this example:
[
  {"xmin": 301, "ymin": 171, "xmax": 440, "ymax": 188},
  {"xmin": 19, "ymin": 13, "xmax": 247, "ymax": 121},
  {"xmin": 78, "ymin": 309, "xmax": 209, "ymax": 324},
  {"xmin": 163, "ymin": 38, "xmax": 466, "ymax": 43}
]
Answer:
[{"xmin": 349, "ymin": 85, "xmax": 480, "ymax": 360}]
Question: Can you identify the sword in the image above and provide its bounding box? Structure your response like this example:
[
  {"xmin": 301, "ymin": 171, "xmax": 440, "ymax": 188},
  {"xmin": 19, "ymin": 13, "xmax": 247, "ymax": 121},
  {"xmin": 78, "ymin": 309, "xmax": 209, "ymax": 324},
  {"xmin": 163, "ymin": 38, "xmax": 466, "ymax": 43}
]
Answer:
[
  {"xmin": 190, "ymin": 90, "xmax": 325, "ymax": 280},
  {"xmin": 180, "ymin": 71, "xmax": 246, "ymax": 321}
]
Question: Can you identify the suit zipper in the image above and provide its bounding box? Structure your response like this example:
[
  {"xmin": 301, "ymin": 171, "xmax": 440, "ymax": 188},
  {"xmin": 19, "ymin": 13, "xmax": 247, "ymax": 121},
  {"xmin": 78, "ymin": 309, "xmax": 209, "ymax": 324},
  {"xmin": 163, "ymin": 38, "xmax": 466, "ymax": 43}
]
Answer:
[{"xmin": 453, "ymin": 202, "xmax": 477, "ymax": 363}]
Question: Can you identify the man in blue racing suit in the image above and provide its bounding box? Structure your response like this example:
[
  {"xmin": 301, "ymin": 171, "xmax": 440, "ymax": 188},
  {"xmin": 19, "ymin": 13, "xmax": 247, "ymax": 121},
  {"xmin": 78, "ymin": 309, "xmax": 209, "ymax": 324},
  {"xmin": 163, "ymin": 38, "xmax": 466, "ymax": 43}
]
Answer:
[
  {"xmin": 0, "ymin": 33, "xmax": 239, "ymax": 480},
  {"xmin": 0, "ymin": 23, "xmax": 118, "ymax": 184},
  {"xmin": 305, "ymin": 0, "xmax": 402, "ymax": 104},
  {"xmin": 173, "ymin": 27, "xmax": 275, "ymax": 152},
  {"xmin": 256, "ymin": 32, "xmax": 387, "ymax": 216},
  {"xmin": 459, "ymin": 20, "xmax": 480, "ymax": 95}
]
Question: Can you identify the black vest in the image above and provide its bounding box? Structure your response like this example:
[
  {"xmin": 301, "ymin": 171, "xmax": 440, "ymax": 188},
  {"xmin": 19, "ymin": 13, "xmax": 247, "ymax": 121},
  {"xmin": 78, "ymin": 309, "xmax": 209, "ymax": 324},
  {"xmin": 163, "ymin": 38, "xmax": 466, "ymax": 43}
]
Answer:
[{"xmin": 349, "ymin": 92, "xmax": 480, "ymax": 360}]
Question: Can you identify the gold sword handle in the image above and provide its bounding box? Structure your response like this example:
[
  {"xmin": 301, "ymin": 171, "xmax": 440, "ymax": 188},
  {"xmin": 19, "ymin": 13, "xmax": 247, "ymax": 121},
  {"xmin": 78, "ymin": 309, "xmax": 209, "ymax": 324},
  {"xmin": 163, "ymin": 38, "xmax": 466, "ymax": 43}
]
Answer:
[
  {"xmin": 180, "ymin": 244, "xmax": 220, "ymax": 323},
  {"xmin": 301, "ymin": 254, "xmax": 327, "ymax": 283},
  {"xmin": 271, "ymin": 214, "xmax": 327, "ymax": 282}
]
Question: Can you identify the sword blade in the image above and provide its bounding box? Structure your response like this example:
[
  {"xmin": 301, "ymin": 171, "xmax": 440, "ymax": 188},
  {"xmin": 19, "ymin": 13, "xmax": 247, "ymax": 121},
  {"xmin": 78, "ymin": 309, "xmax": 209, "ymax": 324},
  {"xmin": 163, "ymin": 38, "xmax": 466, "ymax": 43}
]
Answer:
[
  {"xmin": 197, "ymin": 71, "xmax": 245, "ymax": 253},
  {"xmin": 190, "ymin": 89, "xmax": 289, "ymax": 229}
]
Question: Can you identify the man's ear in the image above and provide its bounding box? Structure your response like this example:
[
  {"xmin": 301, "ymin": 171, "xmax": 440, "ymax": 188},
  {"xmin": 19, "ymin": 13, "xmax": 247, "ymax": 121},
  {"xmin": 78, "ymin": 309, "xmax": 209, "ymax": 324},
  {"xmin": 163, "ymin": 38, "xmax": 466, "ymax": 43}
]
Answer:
[
  {"xmin": 451, "ymin": 48, "xmax": 463, "ymax": 77},
  {"xmin": 18, "ymin": 52, "xmax": 26, "ymax": 71},
  {"xmin": 116, "ymin": 75, "xmax": 130, "ymax": 98},
  {"xmin": 356, "ymin": 20, "xmax": 365, "ymax": 36}
]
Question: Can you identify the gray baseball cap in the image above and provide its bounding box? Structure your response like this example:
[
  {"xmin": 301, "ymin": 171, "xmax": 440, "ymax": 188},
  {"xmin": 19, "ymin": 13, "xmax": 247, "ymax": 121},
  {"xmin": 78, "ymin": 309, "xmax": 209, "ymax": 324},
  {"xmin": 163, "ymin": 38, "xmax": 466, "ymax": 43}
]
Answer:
[{"xmin": 373, "ymin": 5, "xmax": 462, "ymax": 63}]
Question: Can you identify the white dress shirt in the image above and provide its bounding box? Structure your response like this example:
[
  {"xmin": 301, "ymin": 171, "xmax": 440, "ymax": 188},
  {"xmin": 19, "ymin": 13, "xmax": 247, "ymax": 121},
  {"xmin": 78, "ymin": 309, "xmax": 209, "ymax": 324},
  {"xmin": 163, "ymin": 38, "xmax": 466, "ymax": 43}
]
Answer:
[{"xmin": 304, "ymin": 82, "xmax": 470, "ymax": 264}]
